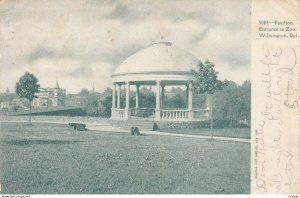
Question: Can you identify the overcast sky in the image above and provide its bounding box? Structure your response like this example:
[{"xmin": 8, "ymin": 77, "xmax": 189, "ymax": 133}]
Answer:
[{"xmin": 0, "ymin": 0, "xmax": 250, "ymax": 94}]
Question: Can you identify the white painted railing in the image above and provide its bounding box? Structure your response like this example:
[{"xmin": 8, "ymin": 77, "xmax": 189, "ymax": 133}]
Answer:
[
  {"xmin": 160, "ymin": 109, "xmax": 209, "ymax": 121},
  {"xmin": 111, "ymin": 108, "xmax": 126, "ymax": 118},
  {"xmin": 160, "ymin": 109, "xmax": 189, "ymax": 120},
  {"xmin": 112, "ymin": 108, "xmax": 210, "ymax": 121}
]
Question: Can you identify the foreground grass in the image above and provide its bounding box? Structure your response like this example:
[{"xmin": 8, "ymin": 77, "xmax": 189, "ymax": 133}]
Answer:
[
  {"xmin": 0, "ymin": 122, "xmax": 250, "ymax": 194},
  {"xmin": 160, "ymin": 128, "xmax": 250, "ymax": 139}
]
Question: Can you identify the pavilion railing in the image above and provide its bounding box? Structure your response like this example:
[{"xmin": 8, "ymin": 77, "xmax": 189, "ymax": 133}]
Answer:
[
  {"xmin": 111, "ymin": 108, "xmax": 126, "ymax": 118},
  {"xmin": 112, "ymin": 108, "xmax": 210, "ymax": 121},
  {"xmin": 160, "ymin": 109, "xmax": 189, "ymax": 120}
]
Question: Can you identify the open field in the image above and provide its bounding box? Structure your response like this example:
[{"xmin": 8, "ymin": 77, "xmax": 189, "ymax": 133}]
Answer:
[{"xmin": 0, "ymin": 122, "xmax": 250, "ymax": 194}]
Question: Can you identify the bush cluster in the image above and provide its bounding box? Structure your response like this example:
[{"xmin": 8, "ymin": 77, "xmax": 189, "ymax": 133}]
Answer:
[{"xmin": 158, "ymin": 119, "xmax": 250, "ymax": 129}]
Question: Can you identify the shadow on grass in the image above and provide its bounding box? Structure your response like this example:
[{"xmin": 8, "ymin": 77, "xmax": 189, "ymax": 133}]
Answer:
[{"xmin": 3, "ymin": 139, "xmax": 82, "ymax": 146}]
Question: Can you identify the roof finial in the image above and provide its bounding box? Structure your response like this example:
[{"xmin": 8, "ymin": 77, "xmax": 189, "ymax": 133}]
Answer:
[
  {"xmin": 55, "ymin": 80, "xmax": 60, "ymax": 89},
  {"xmin": 151, "ymin": 35, "xmax": 171, "ymax": 46}
]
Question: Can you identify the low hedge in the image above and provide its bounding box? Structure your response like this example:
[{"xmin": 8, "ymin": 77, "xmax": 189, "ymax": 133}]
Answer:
[{"xmin": 157, "ymin": 119, "xmax": 250, "ymax": 129}]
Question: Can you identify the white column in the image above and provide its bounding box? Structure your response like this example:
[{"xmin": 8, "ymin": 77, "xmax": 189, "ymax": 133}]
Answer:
[
  {"xmin": 135, "ymin": 85, "xmax": 139, "ymax": 108},
  {"xmin": 186, "ymin": 84, "xmax": 189, "ymax": 108},
  {"xmin": 112, "ymin": 83, "xmax": 116, "ymax": 109},
  {"xmin": 125, "ymin": 82, "xmax": 130, "ymax": 119},
  {"xmin": 188, "ymin": 81, "xmax": 193, "ymax": 120},
  {"xmin": 161, "ymin": 85, "xmax": 165, "ymax": 108},
  {"xmin": 117, "ymin": 84, "xmax": 121, "ymax": 109},
  {"xmin": 188, "ymin": 81, "xmax": 193, "ymax": 110},
  {"xmin": 155, "ymin": 80, "xmax": 161, "ymax": 120}
]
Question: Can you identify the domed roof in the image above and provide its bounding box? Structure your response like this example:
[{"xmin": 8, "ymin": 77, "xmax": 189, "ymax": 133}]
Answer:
[{"xmin": 113, "ymin": 42, "xmax": 201, "ymax": 76}]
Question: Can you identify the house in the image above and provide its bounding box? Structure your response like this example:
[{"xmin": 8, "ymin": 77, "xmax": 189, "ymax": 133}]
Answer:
[{"xmin": 32, "ymin": 82, "xmax": 66, "ymax": 108}]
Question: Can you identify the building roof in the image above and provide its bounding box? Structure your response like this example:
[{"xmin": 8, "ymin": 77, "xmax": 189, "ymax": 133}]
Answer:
[{"xmin": 113, "ymin": 41, "xmax": 201, "ymax": 76}]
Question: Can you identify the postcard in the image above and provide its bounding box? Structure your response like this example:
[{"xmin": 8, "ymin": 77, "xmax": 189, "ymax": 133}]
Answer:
[{"xmin": 0, "ymin": 0, "xmax": 299, "ymax": 196}]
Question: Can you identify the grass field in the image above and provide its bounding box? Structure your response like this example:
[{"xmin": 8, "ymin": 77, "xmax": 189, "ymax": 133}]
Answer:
[
  {"xmin": 160, "ymin": 128, "xmax": 251, "ymax": 139},
  {"xmin": 0, "ymin": 122, "xmax": 250, "ymax": 194}
]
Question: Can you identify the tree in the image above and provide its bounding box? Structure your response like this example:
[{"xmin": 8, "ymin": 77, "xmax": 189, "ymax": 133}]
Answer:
[
  {"xmin": 213, "ymin": 80, "xmax": 250, "ymax": 126},
  {"xmin": 139, "ymin": 87, "xmax": 155, "ymax": 108},
  {"xmin": 79, "ymin": 88, "xmax": 89, "ymax": 106},
  {"xmin": 15, "ymin": 72, "xmax": 40, "ymax": 124},
  {"xmin": 5, "ymin": 88, "xmax": 10, "ymax": 110},
  {"xmin": 164, "ymin": 93, "xmax": 186, "ymax": 109},
  {"xmin": 85, "ymin": 92, "xmax": 101, "ymax": 117},
  {"xmin": 192, "ymin": 60, "xmax": 228, "ymax": 138},
  {"xmin": 100, "ymin": 94, "xmax": 112, "ymax": 117}
]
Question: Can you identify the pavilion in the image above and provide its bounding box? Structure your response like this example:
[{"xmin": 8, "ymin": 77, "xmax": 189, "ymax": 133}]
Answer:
[{"xmin": 110, "ymin": 41, "xmax": 210, "ymax": 122}]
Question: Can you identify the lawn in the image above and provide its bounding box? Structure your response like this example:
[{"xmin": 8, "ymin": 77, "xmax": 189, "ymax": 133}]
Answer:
[
  {"xmin": 160, "ymin": 128, "xmax": 251, "ymax": 139},
  {"xmin": 0, "ymin": 122, "xmax": 250, "ymax": 194}
]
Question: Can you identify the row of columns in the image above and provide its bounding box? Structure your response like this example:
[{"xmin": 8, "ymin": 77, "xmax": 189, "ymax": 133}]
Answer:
[
  {"xmin": 112, "ymin": 81, "xmax": 193, "ymax": 120},
  {"xmin": 112, "ymin": 83, "xmax": 140, "ymax": 110}
]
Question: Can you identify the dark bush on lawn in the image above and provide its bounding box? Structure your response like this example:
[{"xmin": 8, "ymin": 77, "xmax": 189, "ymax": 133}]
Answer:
[
  {"xmin": 158, "ymin": 119, "xmax": 250, "ymax": 130},
  {"xmin": 131, "ymin": 127, "xmax": 140, "ymax": 135},
  {"xmin": 211, "ymin": 119, "xmax": 250, "ymax": 128},
  {"xmin": 152, "ymin": 123, "xmax": 159, "ymax": 131}
]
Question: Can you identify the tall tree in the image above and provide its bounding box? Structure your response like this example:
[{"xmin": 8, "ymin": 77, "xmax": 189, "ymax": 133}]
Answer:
[
  {"xmin": 5, "ymin": 88, "xmax": 10, "ymax": 110},
  {"xmin": 79, "ymin": 88, "xmax": 89, "ymax": 106},
  {"xmin": 192, "ymin": 60, "xmax": 228, "ymax": 138},
  {"xmin": 210, "ymin": 80, "xmax": 250, "ymax": 127},
  {"xmin": 15, "ymin": 72, "xmax": 40, "ymax": 124}
]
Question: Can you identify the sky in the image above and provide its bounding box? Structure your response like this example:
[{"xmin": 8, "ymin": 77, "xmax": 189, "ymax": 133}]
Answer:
[{"xmin": 0, "ymin": 0, "xmax": 251, "ymax": 94}]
